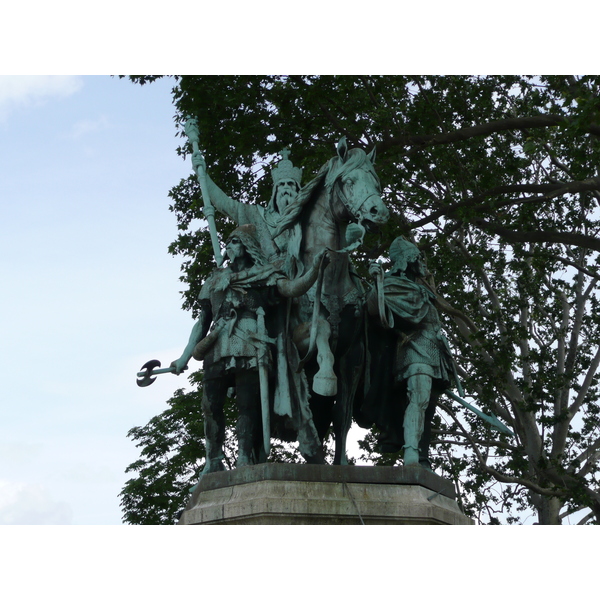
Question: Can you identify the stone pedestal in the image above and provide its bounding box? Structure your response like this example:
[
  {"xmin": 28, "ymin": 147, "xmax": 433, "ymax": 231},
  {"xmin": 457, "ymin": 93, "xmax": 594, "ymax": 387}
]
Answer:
[{"xmin": 178, "ymin": 464, "xmax": 473, "ymax": 525}]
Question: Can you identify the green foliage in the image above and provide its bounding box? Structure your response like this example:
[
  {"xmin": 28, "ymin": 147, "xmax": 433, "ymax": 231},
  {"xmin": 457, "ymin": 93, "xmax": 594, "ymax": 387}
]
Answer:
[
  {"xmin": 120, "ymin": 372, "xmax": 309, "ymax": 524},
  {"xmin": 123, "ymin": 75, "xmax": 600, "ymax": 525},
  {"xmin": 119, "ymin": 386, "xmax": 207, "ymax": 525}
]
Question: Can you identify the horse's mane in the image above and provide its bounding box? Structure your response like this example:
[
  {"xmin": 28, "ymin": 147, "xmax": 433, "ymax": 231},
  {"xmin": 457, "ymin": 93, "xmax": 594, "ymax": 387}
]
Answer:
[
  {"xmin": 272, "ymin": 148, "xmax": 377, "ymax": 239},
  {"xmin": 324, "ymin": 147, "xmax": 379, "ymax": 189}
]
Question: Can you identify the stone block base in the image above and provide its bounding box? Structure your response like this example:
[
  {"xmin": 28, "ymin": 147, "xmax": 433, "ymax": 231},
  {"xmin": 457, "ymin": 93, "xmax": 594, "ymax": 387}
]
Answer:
[{"xmin": 178, "ymin": 464, "xmax": 473, "ymax": 525}]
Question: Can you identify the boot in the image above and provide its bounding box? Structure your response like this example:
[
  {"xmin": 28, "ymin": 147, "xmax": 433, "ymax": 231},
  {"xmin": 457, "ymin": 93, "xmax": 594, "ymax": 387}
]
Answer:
[
  {"xmin": 403, "ymin": 445, "xmax": 420, "ymax": 466},
  {"xmin": 236, "ymin": 415, "xmax": 257, "ymax": 468}
]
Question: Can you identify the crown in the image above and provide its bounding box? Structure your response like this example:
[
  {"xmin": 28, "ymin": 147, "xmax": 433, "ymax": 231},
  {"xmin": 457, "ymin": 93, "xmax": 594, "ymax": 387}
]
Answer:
[{"xmin": 271, "ymin": 148, "xmax": 302, "ymax": 186}]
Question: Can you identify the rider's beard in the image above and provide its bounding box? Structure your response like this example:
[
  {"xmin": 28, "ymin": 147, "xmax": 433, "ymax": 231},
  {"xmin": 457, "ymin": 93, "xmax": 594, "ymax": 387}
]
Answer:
[{"xmin": 277, "ymin": 190, "xmax": 295, "ymax": 211}]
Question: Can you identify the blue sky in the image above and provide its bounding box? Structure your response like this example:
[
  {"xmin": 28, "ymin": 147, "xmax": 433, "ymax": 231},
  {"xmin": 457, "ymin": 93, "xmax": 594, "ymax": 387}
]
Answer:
[{"xmin": 0, "ymin": 75, "xmax": 198, "ymax": 524}]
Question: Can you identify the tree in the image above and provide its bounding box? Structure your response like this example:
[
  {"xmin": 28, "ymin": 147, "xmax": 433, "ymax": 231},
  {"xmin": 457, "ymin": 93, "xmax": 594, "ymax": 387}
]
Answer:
[
  {"xmin": 120, "ymin": 372, "xmax": 311, "ymax": 524},
  {"xmin": 119, "ymin": 385, "xmax": 207, "ymax": 525},
  {"xmin": 122, "ymin": 75, "xmax": 600, "ymax": 524}
]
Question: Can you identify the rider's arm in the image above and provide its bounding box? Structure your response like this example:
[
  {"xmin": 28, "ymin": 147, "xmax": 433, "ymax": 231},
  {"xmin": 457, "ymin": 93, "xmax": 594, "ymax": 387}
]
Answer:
[
  {"xmin": 193, "ymin": 151, "xmax": 243, "ymax": 224},
  {"xmin": 276, "ymin": 249, "xmax": 331, "ymax": 298}
]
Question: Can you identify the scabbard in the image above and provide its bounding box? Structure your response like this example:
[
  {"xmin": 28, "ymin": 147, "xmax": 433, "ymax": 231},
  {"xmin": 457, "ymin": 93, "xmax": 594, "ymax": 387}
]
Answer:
[{"xmin": 256, "ymin": 307, "xmax": 271, "ymax": 458}]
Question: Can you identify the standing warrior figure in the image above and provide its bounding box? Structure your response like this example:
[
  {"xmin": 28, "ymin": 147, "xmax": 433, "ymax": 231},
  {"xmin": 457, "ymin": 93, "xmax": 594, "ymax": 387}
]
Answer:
[
  {"xmin": 193, "ymin": 148, "xmax": 303, "ymax": 272},
  {"xmin": 361, "ymin": 237, "xmax": 459, "ymax": 468},
  {"xmin": 170, "ymin": 225, "xmax": 327, "ymax": 476}
]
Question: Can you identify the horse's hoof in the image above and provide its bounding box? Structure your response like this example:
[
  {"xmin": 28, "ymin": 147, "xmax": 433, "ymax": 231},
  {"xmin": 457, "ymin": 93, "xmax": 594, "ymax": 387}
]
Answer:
[
  {"xmin": 303, "ymin": 449, "xmax": 326, "ymax": 465},
  {"xmin": 313, "ymin": 373, "xmax": 337, "ymax": 396}
]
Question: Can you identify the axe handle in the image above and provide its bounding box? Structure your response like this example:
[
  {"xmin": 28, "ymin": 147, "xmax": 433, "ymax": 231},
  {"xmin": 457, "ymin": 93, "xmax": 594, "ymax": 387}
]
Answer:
[
  {"xmin": 137, "ymin": 367, "xmax": 176, "ymax": 377},
  {"xmin": 445, "ymin": 390, "xmax": 514, "ymax": 436}
]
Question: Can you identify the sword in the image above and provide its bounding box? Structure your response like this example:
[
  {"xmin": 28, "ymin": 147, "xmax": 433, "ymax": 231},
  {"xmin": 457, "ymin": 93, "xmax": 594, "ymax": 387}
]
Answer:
[{"xmin": 444, "ymin": 389, "xmax": 515, "ymax": 436}]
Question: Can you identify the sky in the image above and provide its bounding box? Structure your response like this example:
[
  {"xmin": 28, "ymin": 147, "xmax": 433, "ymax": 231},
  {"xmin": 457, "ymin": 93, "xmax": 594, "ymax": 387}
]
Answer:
[{"xmin": 0, "ymin": 75, "xmax": 197, "ymax": 525}]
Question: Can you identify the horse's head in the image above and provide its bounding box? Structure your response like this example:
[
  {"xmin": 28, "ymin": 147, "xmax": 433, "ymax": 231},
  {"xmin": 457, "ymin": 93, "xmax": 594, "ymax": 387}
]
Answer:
[{"xmin": 325, "ymin": 137, "xmax": 389, "ymax": 231}]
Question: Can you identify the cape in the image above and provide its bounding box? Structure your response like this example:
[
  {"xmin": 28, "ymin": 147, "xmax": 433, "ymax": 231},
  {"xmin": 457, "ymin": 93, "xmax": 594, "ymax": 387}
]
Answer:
[{"xmin": 356, "ymin": 274, "xmax": 450, "ymax": 453}]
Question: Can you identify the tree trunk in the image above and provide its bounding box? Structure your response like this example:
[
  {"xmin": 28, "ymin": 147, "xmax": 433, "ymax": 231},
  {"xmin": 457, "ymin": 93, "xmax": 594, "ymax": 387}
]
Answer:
[{"xmin": 537, "ymin": 496, "xmax": 562, "ymax": 525}]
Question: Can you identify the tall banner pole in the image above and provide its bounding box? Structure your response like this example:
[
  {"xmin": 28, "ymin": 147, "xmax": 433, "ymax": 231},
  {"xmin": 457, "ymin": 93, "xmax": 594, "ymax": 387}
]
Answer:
[{"xmin": 184, "ymin": 117, "xmax": 224, "ymax": 267}]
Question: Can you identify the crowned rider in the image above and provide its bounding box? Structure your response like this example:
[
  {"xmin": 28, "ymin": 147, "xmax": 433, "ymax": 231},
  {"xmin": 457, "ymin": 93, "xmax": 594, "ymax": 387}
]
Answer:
[
  {"xmin": 194, "ymin": 146, "xmax": 342, "ymax": 398},
  {"xmin": 193, "ymin": 148, "xmax": 303, "ymax": 274}
]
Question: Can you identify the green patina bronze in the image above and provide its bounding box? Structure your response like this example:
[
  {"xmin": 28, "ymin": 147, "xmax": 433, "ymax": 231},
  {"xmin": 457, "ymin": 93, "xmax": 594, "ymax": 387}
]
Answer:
[
  {"xmin": 359, "ymin": 237, "xmax": 513, "ymax": 469},
  {"xmin": 361, "ymin": 238, "xmax": 457, "ymax": 467},
  {"xmin": 170, "ymin": 224, "xmax": 328, "ymax": 472},
  {"xmin": 187, "ymin": 137, "xmax": 388, "ymax": 467},
  {"xmin": 138, "ymin": 132, "xmax": 512, "ymax": 479},
  {"xmin": 184, "ymin": 117, "xmax": 223, "ymax": 267}
]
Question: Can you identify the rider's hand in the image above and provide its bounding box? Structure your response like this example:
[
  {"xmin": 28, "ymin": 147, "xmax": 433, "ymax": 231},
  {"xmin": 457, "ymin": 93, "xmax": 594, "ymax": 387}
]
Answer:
[{"xmin": 314, "ymin": 248, "xmax": 332, "ymax": 270}]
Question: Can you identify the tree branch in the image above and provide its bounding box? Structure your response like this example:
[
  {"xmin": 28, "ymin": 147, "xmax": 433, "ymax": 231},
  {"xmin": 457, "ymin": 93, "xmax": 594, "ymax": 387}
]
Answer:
[
  {"xmin": 408, "ymin": 178, "xmax": 600, "ymax": 231},
  {"xmin": 474, "ymin": 218, "xmax": 600, "ymax": 252},
  {"xmin": 381, "ymin": 115, "xmax": 600, "ymax": 154},
  {"xmin": 438, "ymin": 403, "xmax": 563, "ymax": 498},
  {"xmin": 569, "ymin": 343, "xmax": 600, "ymax": 419}
]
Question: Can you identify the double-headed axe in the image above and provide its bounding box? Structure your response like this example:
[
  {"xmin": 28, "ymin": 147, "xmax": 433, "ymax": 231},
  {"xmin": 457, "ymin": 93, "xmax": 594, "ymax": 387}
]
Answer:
[{"xmin": 136, "ymin": 359, "xmax": 186, "ymax": 387}]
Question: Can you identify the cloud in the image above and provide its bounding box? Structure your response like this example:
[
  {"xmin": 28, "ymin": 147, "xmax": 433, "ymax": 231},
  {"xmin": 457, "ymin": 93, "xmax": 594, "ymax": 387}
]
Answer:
[
  {"xmin": 0, "ymin": 75, "xmax": 83, "ymax": 122},
  {"xmin": 68, "ymin": 115, "xmax": 110, "ymax": 139},
  {"xmin": 0, "ymin": 441, "xmax": 43, "ymax": 468},
  {"xmin": 0, "ymin": 480, "xmax": 73, "ymax": 525}
]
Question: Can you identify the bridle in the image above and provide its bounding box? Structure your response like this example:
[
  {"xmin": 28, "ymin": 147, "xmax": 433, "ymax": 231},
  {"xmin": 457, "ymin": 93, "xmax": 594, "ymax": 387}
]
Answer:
[{"xmin": 331, "ymin": 169, "xmax": 381, "ymax": 226}]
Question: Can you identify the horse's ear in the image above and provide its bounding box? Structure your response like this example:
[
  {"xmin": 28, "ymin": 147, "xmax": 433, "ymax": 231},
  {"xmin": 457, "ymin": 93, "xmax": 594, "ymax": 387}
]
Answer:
[
  {"xmin": 367, "ymin": 145, "xmax": 376, "ymax": 164},
  {"xmin": 337, "ymin": 136, "xmax": 348, "ymax": 162}
]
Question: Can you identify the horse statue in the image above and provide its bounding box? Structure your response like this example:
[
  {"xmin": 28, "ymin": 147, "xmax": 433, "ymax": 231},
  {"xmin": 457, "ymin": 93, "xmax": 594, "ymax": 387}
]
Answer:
[{"xmin": 273, "ymin": 137, "xmax": 389, "ymax": 464}]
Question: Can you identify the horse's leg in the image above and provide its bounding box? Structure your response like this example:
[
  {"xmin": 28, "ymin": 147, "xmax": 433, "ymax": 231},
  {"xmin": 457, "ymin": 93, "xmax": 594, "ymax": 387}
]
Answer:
[
  {"xmin": 293, "ymin": 318, "xmax": 337, "ymax": 397},
  {"xmin": 312, "ymin": 318, "xmax": 337, "ymax": 397},
  {"xmin": 309, "ymin": 393, "xmax": 335, "ymax": 446},
  {"xmin": 332, "ymin": 338, "xmax": 364, "ymax": 465}
]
